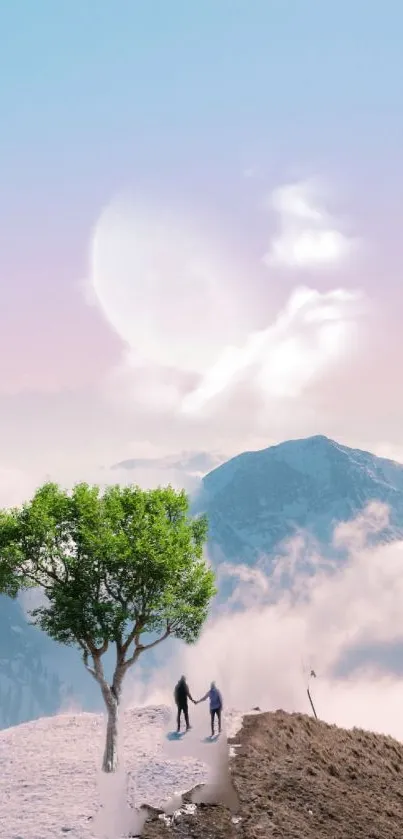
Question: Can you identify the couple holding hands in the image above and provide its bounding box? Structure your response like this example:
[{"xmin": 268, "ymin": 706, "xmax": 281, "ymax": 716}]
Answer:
[{"xmin": 174, "ymin": 675, "xmax": 223, "ymax": 736}]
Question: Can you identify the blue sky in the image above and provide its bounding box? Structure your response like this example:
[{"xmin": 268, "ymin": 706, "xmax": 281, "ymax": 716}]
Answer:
[
  {"xmin": 2, "ymin": 0, "xmax": 403, "ymax": 191},
  {"xmin": 1, "ymin": 1, "xmax": 403, "ymax": 485}
]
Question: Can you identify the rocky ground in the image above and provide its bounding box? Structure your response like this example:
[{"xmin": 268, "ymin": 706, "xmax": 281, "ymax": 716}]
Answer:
[{"xmin": 140, "ymin": 709, "xmax": 403, "ymax": 838}]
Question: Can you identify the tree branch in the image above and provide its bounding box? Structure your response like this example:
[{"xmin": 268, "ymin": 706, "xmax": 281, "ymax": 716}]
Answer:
[
  {"xmin": 103, "ymin": 577, "xmax": 127, "ymax": 610},
  {"xmin": 80, "ymin": 637, "xmax": 110, "ymax": 691},
  {"xmin": 18, "ymin": 571, "xmax": 53, "ymax": 592},
  {"xmin": 54, "ymin": 534, "xmax": 69, "ymax": 582},
  {"xmin": 81, "ymin": 645, "xmax": 97, "ymax": 680},
  {"xmin": 82, "ymin": 642, "xmax": 114, "ymax": 707},
  {"xmin": 138, "ymin": 627, "xmax": 171, "ymax": 653},
  {"xmin": 115, "ymin": 635, "xmax": 124, "ymax": 660},
  {"xmin": 121, "ymin": 647, "xmax": 142, "ymax": 671},
  {"xmin": 96, "ymin": 639, "xmax": 109, "ymax": 656},
  {"xmin": 14, "ymin": 560, "xmax": 58, "ymax": 591},
  {"xmin": 122, "ymin": 618, "xmax": 142, "ymax": 656},
  {"xmin": 19, "ymin": 534, "xmax": 65, "ymax": 586},
  {"xmin": 122, "ymin": 625, "xmax": 171, "ymax": 671},
  {"xmin": 85, "ymin": 636, "xmax": 109, "ymax": 658}
]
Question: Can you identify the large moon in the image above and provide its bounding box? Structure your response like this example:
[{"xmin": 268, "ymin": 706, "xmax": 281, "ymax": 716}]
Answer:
[{"xmin": 89, "ymin": 198, "xmax": 247, "ymax": 373}]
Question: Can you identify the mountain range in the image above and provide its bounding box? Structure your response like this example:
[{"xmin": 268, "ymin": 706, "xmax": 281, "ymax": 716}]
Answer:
[
  {"xmin": 194, "ymin": 434, "xmax": 403, "ymax": 562},
  {"xmin": 2, "ymin": 434, "xmax": 403, "ymax": 728},
  {"xmin": 111, "ymin": 450, "xmax": 224, "ymax": 493}
]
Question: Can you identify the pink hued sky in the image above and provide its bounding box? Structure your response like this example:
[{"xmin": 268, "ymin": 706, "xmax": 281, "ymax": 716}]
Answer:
[{"xmin": 2, "ymin": 1, "xmax": 403, "ymax": 497}]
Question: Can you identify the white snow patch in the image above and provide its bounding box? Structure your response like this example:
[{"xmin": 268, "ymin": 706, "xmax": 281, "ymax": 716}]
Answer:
[{"xmin": 0, "ymin": 704, "xmax": 244, "ymax": 839}]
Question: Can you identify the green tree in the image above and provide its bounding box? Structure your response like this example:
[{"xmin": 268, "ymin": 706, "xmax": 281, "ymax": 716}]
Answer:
[{"xmin": 0, "ymin": 482, "xmax": 215, "ymax": 772}]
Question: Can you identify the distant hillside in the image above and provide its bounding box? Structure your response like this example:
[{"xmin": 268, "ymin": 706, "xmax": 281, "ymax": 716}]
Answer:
[
  {"xmin": 113, "ymin": 451, "xmax": 223, "ymax": 476},
  {"xmin": 0, "ymin": 595, "xmax": 68, "ymax": 729},
  {"xmin": 195, "ymin": 435, "xmax": 403, "ymax": 562},
  {"xmin": 143, "ymin": 709, "xmax": 403, "ymax": 839},
  {"xmin": 111, "ymin": 450, "xmax": 224, "ymax": 492}
]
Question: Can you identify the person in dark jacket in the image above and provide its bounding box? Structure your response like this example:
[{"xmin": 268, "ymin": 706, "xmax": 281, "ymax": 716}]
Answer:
[
  {"xmin": 197, "ymin": 681, "xmax": 223, "ymax": 736},
  {"xmin": 174, "ymin": 675, "xmax": 195, "ymax": 732}
]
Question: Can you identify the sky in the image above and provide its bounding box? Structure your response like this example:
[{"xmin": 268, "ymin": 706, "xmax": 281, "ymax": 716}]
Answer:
[{"xmin": 2, "ymin": 0, "xmax": 403, "ymax": 496}]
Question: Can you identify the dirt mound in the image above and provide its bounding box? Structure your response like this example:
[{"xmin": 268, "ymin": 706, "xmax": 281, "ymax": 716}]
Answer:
[{"xmin": 142, "ymin": 709, "xmax": 403, "ymax": 838}]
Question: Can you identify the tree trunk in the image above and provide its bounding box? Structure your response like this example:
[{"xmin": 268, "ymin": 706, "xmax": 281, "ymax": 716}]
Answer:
[
  {"xmin": 84, "ymin": 648, "xmax": 126, "ymax": 773},
  {"xmin": 102, "ymin": 697, "xmax": 120, "ymax": 773}
]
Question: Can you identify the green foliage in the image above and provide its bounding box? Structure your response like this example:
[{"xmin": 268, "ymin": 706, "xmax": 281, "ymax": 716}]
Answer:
[
  {"xmin": 0, "ymin": 482, "xmax": 215, "ymax": 653},
  {"xmin": 0, "ymin": 510, "xmax": 21, "ymax": 597}
]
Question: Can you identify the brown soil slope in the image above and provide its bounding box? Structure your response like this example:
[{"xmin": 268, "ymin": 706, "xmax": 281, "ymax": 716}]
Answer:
[{"xmin": 142, "ymin": 709, "xmax": 403, "ymax": 839}]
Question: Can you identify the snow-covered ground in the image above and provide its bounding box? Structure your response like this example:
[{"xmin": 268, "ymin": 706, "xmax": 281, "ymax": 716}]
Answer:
[{"xmin": 0, "ymin": 703, "xmax": 244, "ymax": 839}]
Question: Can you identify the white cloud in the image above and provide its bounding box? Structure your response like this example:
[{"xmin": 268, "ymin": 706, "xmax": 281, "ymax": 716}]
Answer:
[
  {"xmin": 181, "ymin": 285, "xmax": 362, "ymax": 414},
  {"xmin": 333, "ymin": 501, "xmax": 390, "ymax": 552},
  {"xmin": 131, "ymin": 502, "xmax": 403, "ymax": 742},
  {"xmin": 264, "ymin": 179, "xmax": 356, "ymax": 269},
  {"xmin": 82, "ymin": 187, "xmax": 369, "ymax": 444}
]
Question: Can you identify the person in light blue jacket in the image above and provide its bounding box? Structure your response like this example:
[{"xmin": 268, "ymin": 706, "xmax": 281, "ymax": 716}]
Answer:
[{"xmin": 197, "ymin": 681, "xmax": 223, "ymax": 736}]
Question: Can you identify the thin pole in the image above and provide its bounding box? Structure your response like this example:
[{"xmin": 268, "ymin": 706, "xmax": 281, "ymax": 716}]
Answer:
[
  {"xmin": 307, "ymin": 686, "xmax": 318, "ymax": 719},
  {"xmin": 307, "ymin": 669, "xmax": 318, "ymax": 720}
]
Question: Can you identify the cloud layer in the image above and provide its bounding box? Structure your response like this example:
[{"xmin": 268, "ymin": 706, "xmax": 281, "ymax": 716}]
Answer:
[
  {"xmin": 131, "ymin": 502, "xmax": 403, "ymax": 742},
  {"xmin": 181, "ymin": 285, "xmax": 362, "ymax": 414},
  {"xmin": 264, "ymin": 179, "xmax": 356, "ymax": 269},
  {"xmin": 88, "ymin": 184, "xmax": 365, "ymax": 435}
]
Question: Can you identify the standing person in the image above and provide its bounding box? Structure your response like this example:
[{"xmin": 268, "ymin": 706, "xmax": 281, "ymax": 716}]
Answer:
[
  {"xmin": 174, "ymin": 675, "xmax": 195, "ymax": 733},
  {"xmin": 197, "ymin": 681, "xmax": 223, "ymax": 736}
]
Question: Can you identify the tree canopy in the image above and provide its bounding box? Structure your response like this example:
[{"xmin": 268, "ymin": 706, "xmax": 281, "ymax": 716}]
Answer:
[
  {"xmin": 0, "ymin": 481, "xmax": 215, "ymax": 654},
  {"xmin": 0, "ymin": 481, "xmax": 215, "ymax": 771}
]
